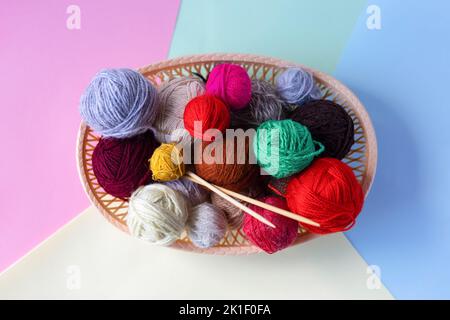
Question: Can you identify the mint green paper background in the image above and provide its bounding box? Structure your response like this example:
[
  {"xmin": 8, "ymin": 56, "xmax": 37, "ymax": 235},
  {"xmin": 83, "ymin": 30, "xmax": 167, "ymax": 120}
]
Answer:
[{"xmin": 169, "ymin": 0, "xmax": 366, "ymax": 73}]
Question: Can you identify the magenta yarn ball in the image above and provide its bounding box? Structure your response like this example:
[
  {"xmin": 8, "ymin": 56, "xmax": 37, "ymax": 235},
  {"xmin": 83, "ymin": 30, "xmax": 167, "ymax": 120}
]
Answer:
[{"xmin": 206, "ymin": 63, "xmax": 252, "ymax": 110}]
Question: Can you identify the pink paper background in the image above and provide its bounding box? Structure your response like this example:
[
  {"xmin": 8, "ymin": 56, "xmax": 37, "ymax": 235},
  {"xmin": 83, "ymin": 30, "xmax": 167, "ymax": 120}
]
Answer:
[{"xmin": 0, "ymin": 0, "xmax": 180, "ymax": 272}]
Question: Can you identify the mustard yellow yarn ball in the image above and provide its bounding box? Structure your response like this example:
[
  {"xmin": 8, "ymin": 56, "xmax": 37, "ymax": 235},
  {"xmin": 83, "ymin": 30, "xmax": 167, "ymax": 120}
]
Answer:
[{"xmin": 150, "ymin": 143, "xmax": 185, "ymax": 182}]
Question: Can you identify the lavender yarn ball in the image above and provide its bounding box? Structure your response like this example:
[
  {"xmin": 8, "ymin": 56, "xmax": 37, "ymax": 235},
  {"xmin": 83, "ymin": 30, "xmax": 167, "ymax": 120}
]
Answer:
[
  {"xmin": 80, "ymin": 68, "xmax": 159, "ymax": 138},
  {"xmin": 163, "ymin": 177, "xmax": 209, "ymax": 207},
  {"xmin": 276, "ymin": 67, "xmax": 321, "ymax": 107},
  {"xmin": 231, "ymin": 80, "xmax": 287, "ymax": 129},
  {"xmin": 187, "ymin": 203, "xmax": 227, "ymax": 248},
  {"xmin": 154, "ymin": 77, "xmax": 205, "ymax": 145}
]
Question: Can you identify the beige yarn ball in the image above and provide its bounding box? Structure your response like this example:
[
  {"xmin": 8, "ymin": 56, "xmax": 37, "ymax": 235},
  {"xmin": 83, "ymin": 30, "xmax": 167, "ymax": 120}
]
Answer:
[
  {"xmin": 210, "ymin": 192, "xmax": 244, "ymax": 229},
  {"xmin": 126, "ymin": 184, "xmax": 189, "ymax": 245},
  {"xmin": 154, "ymin": 76, "xmax": 206, "ymax": 145}
]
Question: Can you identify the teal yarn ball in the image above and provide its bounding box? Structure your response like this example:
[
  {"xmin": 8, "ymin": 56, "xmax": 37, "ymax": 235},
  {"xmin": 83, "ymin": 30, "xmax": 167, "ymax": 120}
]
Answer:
[{"xmin": 254, "ymin": 119, "xmax": 324, "ymax": 178}]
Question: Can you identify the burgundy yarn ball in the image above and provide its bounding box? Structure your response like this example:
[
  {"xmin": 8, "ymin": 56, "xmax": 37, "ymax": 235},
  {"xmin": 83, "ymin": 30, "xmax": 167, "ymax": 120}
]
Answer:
[
  {"xmin": 243, "ymin": 196, "xmax": 298, "ymax": 254},
  {"xmin": 92, "ymin": 131, "xmax": 158, "ymax": 199},
  {"xmin": 290, "ymin": 99, "xmax": 355, "ymax": 160},
  {"xmin": 206, "ymin": 63, "xmax": 252, "ymax": 110}
]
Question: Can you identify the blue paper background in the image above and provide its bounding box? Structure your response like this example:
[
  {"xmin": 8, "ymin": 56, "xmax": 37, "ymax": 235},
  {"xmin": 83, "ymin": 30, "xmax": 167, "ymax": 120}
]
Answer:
[{"xmin": 170, "ymin": 0, "xmax": 450, "ymax": 298}]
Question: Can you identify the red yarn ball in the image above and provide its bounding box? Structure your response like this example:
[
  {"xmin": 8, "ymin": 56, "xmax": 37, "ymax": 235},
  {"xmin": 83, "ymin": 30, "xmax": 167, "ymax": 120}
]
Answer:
[
  {"xmin": 206, "ymin": 63, "xmax": 252, "ymax": 110},
  {"xmin": 92, "ymin": 131, "xmax": 158, "ymax": 199},
  {"xmin": 183, "ymin": 94, "xmax": 230, "ymax": 141},
  {"xmin": 286, "ymin": 158, "xmax": 364, "ymax": 234},
  {"xmin": 243, "ymin": 196, "xmax": 298, "ymax": 254}
]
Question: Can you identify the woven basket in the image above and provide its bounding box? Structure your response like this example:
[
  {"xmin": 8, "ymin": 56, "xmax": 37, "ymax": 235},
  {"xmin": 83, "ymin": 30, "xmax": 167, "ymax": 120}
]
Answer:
[{"xmin": 77, "ymin": 53, "xmax": 377, "ymax": 254}]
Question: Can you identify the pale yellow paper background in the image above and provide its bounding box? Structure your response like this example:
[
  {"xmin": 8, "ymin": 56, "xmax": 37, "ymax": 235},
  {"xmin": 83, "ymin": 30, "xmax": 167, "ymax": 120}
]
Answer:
[{"xmin": 0, "ymin": 207, "xmax": 393, "ymax": 299}]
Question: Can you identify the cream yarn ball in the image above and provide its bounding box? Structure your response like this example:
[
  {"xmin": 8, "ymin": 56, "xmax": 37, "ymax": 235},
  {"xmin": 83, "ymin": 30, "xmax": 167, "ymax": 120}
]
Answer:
[
  {"xmin": 153, "ymin": 76, "xmax": 206, "ymax": 145},
  {"xmin": 187, "ymin": 203, "xmax": 227, "ymax": 248},
  {"xmin": 127, "ymin": 184, "xmax": 189, "ymax": 245}
]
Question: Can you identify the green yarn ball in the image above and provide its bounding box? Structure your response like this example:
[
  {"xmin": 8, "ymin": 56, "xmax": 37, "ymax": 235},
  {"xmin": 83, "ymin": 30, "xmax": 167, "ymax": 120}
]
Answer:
[{"xmin": 253, "ymin": 119, "xmax": 324, "ymax": 178}]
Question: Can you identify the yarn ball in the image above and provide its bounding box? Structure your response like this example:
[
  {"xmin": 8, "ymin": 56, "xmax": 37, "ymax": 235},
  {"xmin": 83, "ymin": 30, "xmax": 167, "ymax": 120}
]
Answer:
[
  {"xmin": 149, "ymin": 143, "xmax": 185, "ymax": 182},
  {"xmin": 290, "ymin": 99, "xmax": 355, "ymax": 160},
  {"xmin": 80, "ymin": 68, "xmax": 159, "ymax": 138},
  {"xmin": 254, "ymin": 119, "xmax": 324, "ymax": 179},
  {"xmin": 276, "ymin": 67, "xmax": 321, "ymax": 106},
  {"xmin": 127, "ymin": 184, "xmax": 189, "ymax": 245},
  {"xmin": 243, "ymin": 196, "xmax": 298, "ymax": 254},
  {"xmin": 187, "ymin": 203, "xmax": 227, "ymax": 248},
  {"xmin": 231, "ymin": 80, "xmax": 287, "ymax": 129},
  {"xmin": 206, "ymin": 63, "xmax": 252, "ymax": 110},
  {"xmin": 183, "ymin": 95, "xmax": 230, "ymax": 141},
  {"xmin": 194, "ymin": 137, "xmax": 259, "ymax": 192},
  {"xmin": 163, "ymin": 177, "xmax": 209, "ymax": 207},
  {"xmin": 210, "ymin": 192, "xmax": 244, "ymax": 229},
  {"xmin": 154, "ymin": 77, "xmax": 205, "ymax": 145},
  {"xmin": 286, "ymin": 158, "xmax": 364, "ymax": 234},
  {"xmin": 92, "ymin": 131, "xmax": 158, "ymax": 198}
]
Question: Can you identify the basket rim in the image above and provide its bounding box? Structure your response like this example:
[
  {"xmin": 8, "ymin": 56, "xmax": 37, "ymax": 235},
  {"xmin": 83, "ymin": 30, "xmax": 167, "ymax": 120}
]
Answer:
[{"xmin": 76, "ymin": 53, "xmax": 377, "ymax": 254}]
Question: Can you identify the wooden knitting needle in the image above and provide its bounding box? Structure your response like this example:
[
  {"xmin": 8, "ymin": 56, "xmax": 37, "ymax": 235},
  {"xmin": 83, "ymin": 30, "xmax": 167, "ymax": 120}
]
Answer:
[
  {"xmin": 212, "ymin": 185, "xmax": 319, "ymax": 227},
  {"xmin": 187, "ymin": 172, "xmax": 320, "ymax": 227},
  {"xmin": 186, "ymin": 171, "xmax": 276, "ymax": 229}
]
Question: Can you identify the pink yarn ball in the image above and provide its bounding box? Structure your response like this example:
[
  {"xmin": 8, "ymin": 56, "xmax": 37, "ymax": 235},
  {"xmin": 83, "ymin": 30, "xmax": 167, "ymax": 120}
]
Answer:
[
  {"xmin": 243, "ymin": 196, "xmax": 299, "ymax": 254},
  {"xmin": 206, "ymin": 63, "xmax": 252, "ymax": 110}
]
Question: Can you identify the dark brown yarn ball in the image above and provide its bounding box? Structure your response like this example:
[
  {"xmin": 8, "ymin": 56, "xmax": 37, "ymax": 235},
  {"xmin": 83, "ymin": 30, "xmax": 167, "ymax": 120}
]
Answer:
[
  {"xmin": 92, "ymin": 131, "xmax": 158, "ymax": 199},
  {"xmin": 290, "ymin": 99, "xmax": 355, "ymax": 160},
  {"xmin": 194, "ymin": 137, "xmax": 260, "ymax": 192}
]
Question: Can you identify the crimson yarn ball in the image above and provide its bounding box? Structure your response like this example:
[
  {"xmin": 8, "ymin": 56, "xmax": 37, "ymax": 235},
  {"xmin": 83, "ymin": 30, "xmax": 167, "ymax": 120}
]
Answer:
[
  {"xmin": 206, "ymin": 63, "xmax": 252, "ymax": 110},
  {"xmin": 92, "ymin": 131, "xmax": 158, "ymax": 199},
  {"xmin": 290, "ymin": 99, "xmax": 355, "ymax": 160},
  {"xmin": 286, "ymin": 158, "xmax": 364, "ymax": 234},
  {"xmin": 183, "ymin": 94, "xmax": 230, "ymax": 141},
  {"xmin": 243, "ymin": 196, "xmax": 298, "ymax": 254}
]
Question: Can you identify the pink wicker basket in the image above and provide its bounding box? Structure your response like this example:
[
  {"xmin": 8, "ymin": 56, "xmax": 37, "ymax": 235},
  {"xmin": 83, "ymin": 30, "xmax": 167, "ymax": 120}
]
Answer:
[{"xmin": 76, "ymin": 53, "xmax": 377, "ymax": 254}]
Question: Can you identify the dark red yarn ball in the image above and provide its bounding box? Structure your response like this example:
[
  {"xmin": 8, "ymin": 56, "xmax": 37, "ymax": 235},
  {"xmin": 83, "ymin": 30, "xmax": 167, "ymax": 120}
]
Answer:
[
  {"xmin": 243, "ymin": 196, "xmax": 298, "ymax": 254},
  {"xmin": 290, "ymin": 99, "xmax": 354, "ymax": 160},
  {"xmin": 286, "ymin": 158, "xmax": 364, "ymax": 234},
  {"xmin": 92, "ymin": 131, "xmax": 158, "ymax": 199}
]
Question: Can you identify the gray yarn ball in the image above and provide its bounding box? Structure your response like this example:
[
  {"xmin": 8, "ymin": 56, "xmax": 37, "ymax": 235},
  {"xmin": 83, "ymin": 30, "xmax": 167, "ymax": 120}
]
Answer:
[
  {"xmin": 231, "ymin": 80, "xmax": 287, "ymax": 129},
  {"xmin": 163, "ymin": 177, "xmax": 209, "ymax": 207},
  {"xmin": 187, "ymin": 203, "xmax": 227, "ymax": 248},
  {"xmin": 80, "ymin": 68, "xmax": 159, "ymax": 138},
  {"xmin": 275, "ymin": 67, "xmax": 321, "ymax": 107}
]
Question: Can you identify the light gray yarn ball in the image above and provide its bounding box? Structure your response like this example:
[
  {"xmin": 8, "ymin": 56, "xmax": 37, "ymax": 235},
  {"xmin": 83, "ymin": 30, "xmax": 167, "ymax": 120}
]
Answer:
[{"xmin": 187, "ymin": 203, "xmax": 227, "ymax": 248}]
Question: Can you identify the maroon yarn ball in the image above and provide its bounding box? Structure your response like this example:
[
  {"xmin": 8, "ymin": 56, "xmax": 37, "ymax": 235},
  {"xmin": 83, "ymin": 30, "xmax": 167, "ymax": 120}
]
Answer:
[
  {"xmin": 92, "ymin": 131, "xmax": 158, "ymax": 199},
  {"xmin": 243, "ymin": 196, "xmax": 298, "ymax": 254}
]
